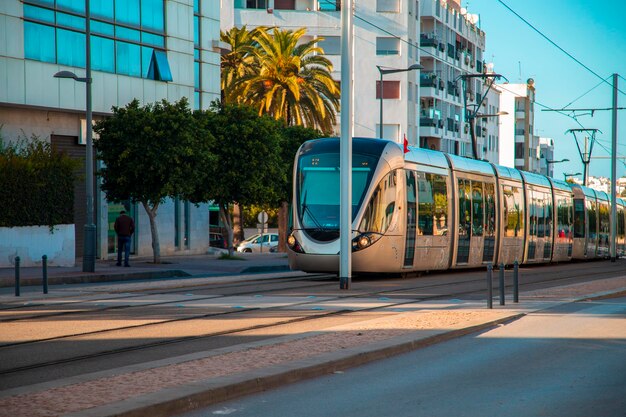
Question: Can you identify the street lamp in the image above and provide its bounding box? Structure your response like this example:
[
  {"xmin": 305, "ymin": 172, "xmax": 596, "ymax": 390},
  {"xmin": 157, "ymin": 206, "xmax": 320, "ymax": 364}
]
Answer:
[
  {"xmin": 564, "ymin": 172, "xmax": 581, "ymax": 181},
  {"xmin": 53, "ymin": 0, "xmax": 94, "ymax": 272},
  {"xmin": 469, "ymin": 110, "xmax": 508, "ymax": 159},
  {"xmin": 547, "ymin": 158, "xmax": 569, "ymax": 164},
  {"xmin": 457, "ymin": 73, "xmax": 507, "ymax": 159},
  {"xmin": 377, "ymin": 64, "xmax": 423, "ymax": 139}
]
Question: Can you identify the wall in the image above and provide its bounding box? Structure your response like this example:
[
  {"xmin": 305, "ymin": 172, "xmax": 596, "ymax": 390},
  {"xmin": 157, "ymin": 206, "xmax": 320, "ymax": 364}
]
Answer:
[{"xmin": 0, "ymin": 225, "xmax": 75, "ymax": 267}]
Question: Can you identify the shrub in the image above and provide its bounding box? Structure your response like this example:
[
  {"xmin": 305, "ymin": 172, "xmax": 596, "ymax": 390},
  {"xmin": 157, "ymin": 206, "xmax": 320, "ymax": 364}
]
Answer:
[{"xmin": 0, "ymin": 135, "xmax": 78, "ymax": 228}]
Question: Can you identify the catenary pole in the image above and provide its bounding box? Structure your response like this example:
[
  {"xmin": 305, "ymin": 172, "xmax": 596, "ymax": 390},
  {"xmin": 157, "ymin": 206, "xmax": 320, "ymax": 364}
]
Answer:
[
  {"xmin": 339, "ymin": 0, "xmax": 353, "ymax": 289},
  {"xmin": 610, "ymin": 73, "xmax": 618, "ymax": 261}
]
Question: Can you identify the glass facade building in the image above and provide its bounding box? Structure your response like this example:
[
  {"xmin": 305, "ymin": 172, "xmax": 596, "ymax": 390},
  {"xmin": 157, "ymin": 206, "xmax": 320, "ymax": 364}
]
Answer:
[{"xmin": 23, "ymin": 0, "xmax": 172, "ymax": 81}]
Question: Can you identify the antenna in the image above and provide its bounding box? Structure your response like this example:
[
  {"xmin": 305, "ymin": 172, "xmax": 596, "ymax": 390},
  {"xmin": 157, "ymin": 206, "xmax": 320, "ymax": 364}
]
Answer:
[{"xmin": 518, "ymin": 61, "xmax": 522, "ymax": 82}]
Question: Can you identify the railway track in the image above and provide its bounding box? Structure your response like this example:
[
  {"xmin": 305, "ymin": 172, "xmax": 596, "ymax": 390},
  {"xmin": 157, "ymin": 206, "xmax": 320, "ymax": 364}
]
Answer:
[{"xmin": 1, "ymin": 260, "xmax": 623, "ymax": 390}]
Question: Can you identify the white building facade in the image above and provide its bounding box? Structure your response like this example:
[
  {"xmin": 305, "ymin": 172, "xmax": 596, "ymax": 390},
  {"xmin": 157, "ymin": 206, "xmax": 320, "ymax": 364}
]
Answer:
[
  {"xmin": 0, "ymin": 0, "xmax": 222, "ymax": 262},
  {"xmin": 496, "ymin": 79, "xmax": 540, "ymax": 172}
]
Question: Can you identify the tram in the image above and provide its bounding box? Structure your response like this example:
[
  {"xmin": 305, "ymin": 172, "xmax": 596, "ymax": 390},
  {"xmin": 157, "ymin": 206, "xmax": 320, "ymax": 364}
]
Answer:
[{"xmin": 286, "ymin": 137, "xmax": 625, "ymax": 274}]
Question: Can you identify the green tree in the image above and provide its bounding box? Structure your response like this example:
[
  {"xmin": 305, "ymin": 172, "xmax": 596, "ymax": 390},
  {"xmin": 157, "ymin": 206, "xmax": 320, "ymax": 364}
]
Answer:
[
  {"xmin": 233, "ymin": 27, "xmax": 340, "ymax": 133},
  {"xmin": 94, "ymin": 98, "xmax": 214, "ymax": 263},
  {"xmin": 275, "ymin": 125, "xmax": 324, "ymax": 251},
  {"xmin": 193, "ymin": 102, "xmax": 284, "ymax": 255}
]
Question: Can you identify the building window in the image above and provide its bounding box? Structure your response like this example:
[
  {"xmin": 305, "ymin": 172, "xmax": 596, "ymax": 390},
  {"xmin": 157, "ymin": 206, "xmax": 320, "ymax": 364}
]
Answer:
[
  {"xmin": 319, "ymin": 0, "xmax": 340, "ymax": 11},
  {"xmin": 376, "ymin": 37, "xmax": 400, "ymax": 55},
  {"xmin": 274, "ymin": 0, "xmax": 295, "ymax": 9},
  {"xmin": 23, "ymin": 0, "xmax": 170, "ymax": 81},
  {"xmin": 246, "ymin": 0, "xmax": 267, "ymax": 8},
  {"xmin": 318, "ymin": 36, "xmax": 340, "ymax": 55},
  {"xmin": 377, "ymin": 0, "xmax": 400, "ymax": 13},
  {"xmin": 376, "ymin": 80, "xmax": 400, "ymax": 99},
  {"xmin": 515, "ymin": 143, "xmax": 524, "ymax": 159},
  {"xmin": 194, "ymin": 0, "xmax": 201, "ymax": 109}
]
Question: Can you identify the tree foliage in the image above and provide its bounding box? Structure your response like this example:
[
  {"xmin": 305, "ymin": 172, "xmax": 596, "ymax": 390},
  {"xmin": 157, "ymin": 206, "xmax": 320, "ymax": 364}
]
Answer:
[
  {"xmin": 193, "ymin": 102, "xmax": 284, "ymax": 253},
  {"xmin": 94, "ymin": 98, "xmax": 215, "ymax": 263},
  {"xmin": 0, "ymin": 135, "xmax": 77, "ymax": 229},
  {"xmin": 221, "ymin": 26, "xmax": 340, "ymax": 133}
]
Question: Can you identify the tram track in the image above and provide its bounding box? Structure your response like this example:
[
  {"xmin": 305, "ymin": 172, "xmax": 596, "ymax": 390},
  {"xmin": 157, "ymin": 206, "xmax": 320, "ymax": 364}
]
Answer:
[{"xmin": 1, "ymin": 260, "xmax": 623, "ymax": 385}]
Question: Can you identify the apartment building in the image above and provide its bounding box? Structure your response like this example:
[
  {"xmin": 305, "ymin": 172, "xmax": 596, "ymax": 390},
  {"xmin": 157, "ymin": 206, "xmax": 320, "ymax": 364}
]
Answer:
[
  {"xmin": 496, "ymin": 79, "xmax": 539, "ymax": 172},
  {"xmin": 0, "ymin": 0, "xmax": 222, "ymax": 261},
  {"xmin": 538, "ymin": 136, "xmax": 556, "ymax": 177},
  {"xmin": 418, "ymin": 0, "xmax": 490, "ymax": 158}
]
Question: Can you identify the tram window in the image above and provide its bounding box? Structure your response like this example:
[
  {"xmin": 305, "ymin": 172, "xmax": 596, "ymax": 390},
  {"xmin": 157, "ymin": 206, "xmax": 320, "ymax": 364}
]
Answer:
[
  {"xmin": 557, "ymin": 197, "xmax": 571, "ymax": 239},
  {"xmin": 618, "ymin": 208, "xmax": 625, "ymax": 237},
  {"xmin": 544, "ymin": 192, "xmax": 553, "ymax": 238},
  {"xmin": 458, "ymin": 179, "xmax": 471, "ymax": 237},
  {"xmin": 536, "ymin": 192, "xmax": 546, "ymax": 238},
  {"xmin": 432, "ymin": 174, "xmax": 448, "ymax": 235},
  {"xmin": 417, "ymin": 172, "xmax": 433, "ymax": 235},
  {"xmin": 588, "ymin": 201, "xmax": 597, "ymax": 239},
  {"xmin": 472, "ymin": 181, "xmax": 483, "ymax": 236},
  {"xmin": 599, "ymin": 203, "xmax": 610, "ymax": 244},
  {"xmin": 359, "ymin": 170, "xmax": 397, "ymax": 234},
  {"xmin": 484, "ymin": 183, "xmax": 495, "ymax": 237},
  {"xmin": 513, "ymin": 186, "xmax": 524, "ymax": 236},
  {"xmin": 573, "ymin": 199, "xmax": 585, "ymax": 238}
]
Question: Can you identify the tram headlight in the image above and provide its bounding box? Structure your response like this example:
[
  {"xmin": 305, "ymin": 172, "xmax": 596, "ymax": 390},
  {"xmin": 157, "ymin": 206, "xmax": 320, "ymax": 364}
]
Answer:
[
  {"xmin": 287, "ymin": 234, "xmax": 305, "ymax": 253},
  {"xmin": 352, "ymin": 233, "xmax": 382, "ymax": 251}
]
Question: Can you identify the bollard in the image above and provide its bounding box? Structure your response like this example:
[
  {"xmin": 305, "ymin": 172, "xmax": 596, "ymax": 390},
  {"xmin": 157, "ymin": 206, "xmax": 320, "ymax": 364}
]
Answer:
[
  {"xmin": 42, "ymin": 255, "xmax": 48, "ymax": 294},
  {"xmin": 486, "ymin": 263, "xmax": 493, "ymax": 309},
  {"xmin": 499, "ymin": 263, "xmax": 505, "ymax": 306},
  {"xmin": 513, "ymin": 260, "xmax": 519, "ymax": 303},
  {"xmin": 15, "ymin": 256, "xmax": 20, "ymax": 297}
]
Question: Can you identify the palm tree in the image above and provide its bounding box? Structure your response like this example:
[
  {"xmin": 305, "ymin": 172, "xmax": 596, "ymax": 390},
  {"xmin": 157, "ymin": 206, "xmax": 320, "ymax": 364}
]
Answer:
[
  {"xmin": 238, "ymin": 27, "xmax": 340, "ymax": 133},
  {"xmin": 220, "ymin": 26, "xmax": 263, "ymax": 104}
]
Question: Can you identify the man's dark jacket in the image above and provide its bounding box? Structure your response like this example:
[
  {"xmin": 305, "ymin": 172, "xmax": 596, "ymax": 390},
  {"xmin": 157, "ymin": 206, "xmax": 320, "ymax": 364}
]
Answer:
[{"xmin": 114, "ymin": 214, "xmax": 135, "ymax": 237}]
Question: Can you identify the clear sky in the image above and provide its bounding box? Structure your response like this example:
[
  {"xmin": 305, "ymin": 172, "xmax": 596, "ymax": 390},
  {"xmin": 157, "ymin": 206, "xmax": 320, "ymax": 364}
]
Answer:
[{"xmin": 465, "ymin": 0, "xmax": 626, "ymax": 180}]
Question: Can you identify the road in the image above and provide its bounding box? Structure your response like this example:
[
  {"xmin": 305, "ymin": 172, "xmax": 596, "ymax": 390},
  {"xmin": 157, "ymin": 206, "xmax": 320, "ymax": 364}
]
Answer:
[{"xmin": 182, "ymin": 297, "xmax": 626, "ymax": 417}]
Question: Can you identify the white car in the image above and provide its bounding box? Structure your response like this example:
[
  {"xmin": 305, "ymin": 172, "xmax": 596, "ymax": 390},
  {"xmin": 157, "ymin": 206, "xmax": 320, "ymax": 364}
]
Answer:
[{"xmin": 236, "ymin": 233, "xmax": 279, "ymax": 253}]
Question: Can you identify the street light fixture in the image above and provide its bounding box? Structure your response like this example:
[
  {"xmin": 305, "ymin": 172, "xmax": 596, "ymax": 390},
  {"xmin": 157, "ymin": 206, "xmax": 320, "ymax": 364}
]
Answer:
[
  {"xmin": 53, "ymin": 0, "xmax": 94, "ymax": 273},
  {"xmin": 377, "ymin": 64, "xmax": 423, "ymax": 139},
  {"xmin": 564, "ymin": 172, "xmax": 581, "ymax": 181},
  {"xmin": 547, "ymin": 158, "xmax": 570, "ymax": 164},
  {"xmin": 457, "ymin": 73, "xmax": 507, "ymax": 159}
]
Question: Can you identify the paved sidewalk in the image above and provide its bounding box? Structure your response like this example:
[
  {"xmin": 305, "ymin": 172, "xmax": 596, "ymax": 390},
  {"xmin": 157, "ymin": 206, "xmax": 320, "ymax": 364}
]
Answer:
[
  {"xmin": 0, "ymin": 275, "xmax": 624, "ymax": 417},
  {"xmin": 0, "ymin": 251, "xmax": 291, "ymax": 289}
]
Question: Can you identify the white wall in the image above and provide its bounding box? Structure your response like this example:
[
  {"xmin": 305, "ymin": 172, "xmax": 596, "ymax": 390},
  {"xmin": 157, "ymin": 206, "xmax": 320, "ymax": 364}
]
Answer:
[{"xmin": 0, "ymin": 225, "xmax": 75, "ymax": 267}]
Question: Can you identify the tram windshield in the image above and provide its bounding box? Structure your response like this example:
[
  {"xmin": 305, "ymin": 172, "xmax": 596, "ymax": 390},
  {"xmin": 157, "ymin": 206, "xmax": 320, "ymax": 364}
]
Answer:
[{"xmin": 297, "ymin": 152, "xmax": 377, "ymax": 240}]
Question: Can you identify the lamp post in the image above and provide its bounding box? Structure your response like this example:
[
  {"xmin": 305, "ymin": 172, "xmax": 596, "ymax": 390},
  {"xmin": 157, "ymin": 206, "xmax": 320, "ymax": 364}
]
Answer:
[
  {"xmin": 53, "ymin": 0, "xmax": 94, "ymax": 272},
  {"xmin": 564, "ymin": 172, "xmax": 581, "ymax": 181},
  {"xmin": 546, "ymin": 158, "xmax": 569, "ymax": 178},
  {"xmin": 468, "ymin": 110, "xmax": 508, "ymax": 159},
  {"xmin": 457, "ymin": 73, "xmax": 506, "ymax": 159},
  {"xmin": 377, "ymin": 64, "xmax": 422, "ymax": 139}
]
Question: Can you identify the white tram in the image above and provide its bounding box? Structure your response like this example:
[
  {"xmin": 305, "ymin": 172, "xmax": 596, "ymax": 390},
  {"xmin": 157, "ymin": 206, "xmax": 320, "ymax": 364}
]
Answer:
[{"xmin": 286, "ymin": 138, "xmax": 625, "ymax": 274}]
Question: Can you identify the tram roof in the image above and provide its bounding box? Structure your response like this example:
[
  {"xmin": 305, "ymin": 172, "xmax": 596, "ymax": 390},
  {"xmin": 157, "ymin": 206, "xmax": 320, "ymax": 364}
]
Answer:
[
  {"xmin": 446, "ymin": 153, "xmax": 495, "ymax": 176},
  {"xmin": 580, "ymin": 185, "xmax": 598, "ymax": 199},
  {"xmin": 551, "ymin": 178, "xmax": 574, "ymax": 193},
  {"xmin": 405, "ymin": 146, "xmax": 449, "ymax": 169},
  {"xmin": 520, "ymin": 171, "xmax": 552, "ymax": 188},
  {"xmin": 596, "ymin": 190, "xmax": 610, "ymax": 202},
  {"xmin": 492, "ymin": 164, "xmax": 523, "ymax": 181}
]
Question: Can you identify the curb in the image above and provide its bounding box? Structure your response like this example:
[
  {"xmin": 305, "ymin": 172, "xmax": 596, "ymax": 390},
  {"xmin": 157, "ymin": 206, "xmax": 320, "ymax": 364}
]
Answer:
[
  {"xmin": 0, "ymin": 270, "xmax": 191, "ymax": 288},
  {"xmin": 67, "ymin": 313, "xmax": 525, "ymax": 417}
]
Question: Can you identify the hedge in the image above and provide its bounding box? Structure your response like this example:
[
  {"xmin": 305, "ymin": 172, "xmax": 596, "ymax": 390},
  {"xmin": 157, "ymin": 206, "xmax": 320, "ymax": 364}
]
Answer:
[{"xmin": 0, "ymin": 138, "xmax": 78, "ymax": 228}]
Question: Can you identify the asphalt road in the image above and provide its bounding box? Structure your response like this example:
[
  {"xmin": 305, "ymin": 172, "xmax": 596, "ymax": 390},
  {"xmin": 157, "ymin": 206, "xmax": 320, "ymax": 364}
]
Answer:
[{"xmin": 181, "ymin": 297, "xmax": 626, "ymax": 417}]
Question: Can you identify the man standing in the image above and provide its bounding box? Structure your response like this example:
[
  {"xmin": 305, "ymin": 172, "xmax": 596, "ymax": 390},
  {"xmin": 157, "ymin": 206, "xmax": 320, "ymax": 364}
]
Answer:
[{"xmin": 114, "ymin": 210, "xmax": 135, "ymax": 267}]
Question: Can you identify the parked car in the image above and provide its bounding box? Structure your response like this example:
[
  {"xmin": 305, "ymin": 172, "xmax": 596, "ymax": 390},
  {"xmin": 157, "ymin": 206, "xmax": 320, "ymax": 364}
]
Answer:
[
  {"xmin": 236, "ymin": 233, "xmax": 279, "ymax": 253},
  {"xmin": 209, "ymin": 232, "xmax": 226, "ymax": 249}
]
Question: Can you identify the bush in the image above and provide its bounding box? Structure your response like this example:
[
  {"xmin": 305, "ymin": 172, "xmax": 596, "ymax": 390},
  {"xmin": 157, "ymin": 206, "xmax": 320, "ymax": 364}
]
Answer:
[{"xmin": 0, "ymin": 135, "xmax": 78, "ymax": 228}]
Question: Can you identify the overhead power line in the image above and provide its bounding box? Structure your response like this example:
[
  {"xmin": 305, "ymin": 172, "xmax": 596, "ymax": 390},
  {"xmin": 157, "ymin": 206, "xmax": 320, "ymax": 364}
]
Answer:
[
  {"xmin": 562, "ymin": 76, "xmax": 611, "ymax": 109},
  {"xmin": 496, "ymin": 0, "xmax": 626, "ymax": 97}
]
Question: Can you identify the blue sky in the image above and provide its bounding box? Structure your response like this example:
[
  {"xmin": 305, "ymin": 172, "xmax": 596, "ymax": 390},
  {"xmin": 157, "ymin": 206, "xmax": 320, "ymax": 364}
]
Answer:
[{"xmin": 465, "ymin": 0, "xmax": 626, "ymax": 179}]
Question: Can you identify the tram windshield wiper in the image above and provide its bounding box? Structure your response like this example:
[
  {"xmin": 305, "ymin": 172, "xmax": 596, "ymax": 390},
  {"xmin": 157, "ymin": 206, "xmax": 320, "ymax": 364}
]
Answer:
[{"xmin": 302, "ymin": 191, "xmax": 326, "ymax": 231}]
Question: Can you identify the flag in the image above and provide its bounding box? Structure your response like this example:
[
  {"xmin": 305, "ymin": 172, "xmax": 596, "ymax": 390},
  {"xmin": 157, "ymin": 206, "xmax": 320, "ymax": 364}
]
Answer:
[{"xmin": 403, "ymin": 134, "xmax": 409, "ymax": 154}]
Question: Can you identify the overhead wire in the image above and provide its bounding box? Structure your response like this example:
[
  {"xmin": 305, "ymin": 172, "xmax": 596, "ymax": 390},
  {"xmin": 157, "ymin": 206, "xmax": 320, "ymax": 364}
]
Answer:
[
  {"xmin": 496, "ymin": 0, "xmax": 626, "ymax": 97},
  {"xmin": 561, "ymin": 76, "xmax": 611, "ymax": 109}
]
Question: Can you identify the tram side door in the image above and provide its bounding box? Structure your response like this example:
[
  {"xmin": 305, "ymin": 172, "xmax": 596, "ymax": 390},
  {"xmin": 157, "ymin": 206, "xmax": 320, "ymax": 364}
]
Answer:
[{"xmin": 455, "ymin": 178, "xmax": 485, "ymax": 265}]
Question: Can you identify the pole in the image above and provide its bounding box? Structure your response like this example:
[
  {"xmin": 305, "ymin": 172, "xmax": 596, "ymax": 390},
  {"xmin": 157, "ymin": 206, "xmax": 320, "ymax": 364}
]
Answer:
[
  {"xmin": 499, "ymin": 263, "xmax": 505, "ymax": 306},
  {"xmin": 486, "ymin": 263, "xmax": 493, "ymax": 309},
  {"xmin": 610, "ymin": 73, "xmax": 618, "ymax": 261},
  {"xmin": 83, "ymin": 0, "xmax": 96, "ymax": 272},
  {"xmin": 339, "ymin": 0, "xmax": 353, "ymax": 289},
  {"xmin": 42, "ymin": 255, "xmax": 48, "ymax": 294},
  {"xmin": 583, "ymin": 135, "xmax": 589, "ymax": 187},
  {"xmin": 379, "ymin": 70, "xmax": 384, "ymax": 138},
  {"xmin": 513, "ymin": 260, "xmax": 519, "ymax": 303},
  {"xmin": 15, "ymin": 256, "xmax": 20, "ymax": 297}
]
